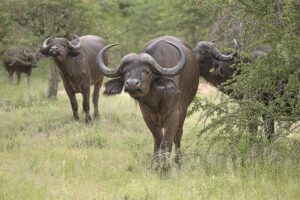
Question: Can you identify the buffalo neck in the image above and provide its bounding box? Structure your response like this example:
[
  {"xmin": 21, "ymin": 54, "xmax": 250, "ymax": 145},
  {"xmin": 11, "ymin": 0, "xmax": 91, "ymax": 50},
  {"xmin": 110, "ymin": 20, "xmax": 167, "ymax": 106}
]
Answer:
[
  {"xmin": 201, "ymin": 69, "xmax": 227, "ymax": 89},
  {"xmin": 135, "ymin": 84, "xmax": 179, "ymax": 116},
  {"xmin": 134, "ymin": 87, "xmax": 162, "ymax": 113},
  {"xmin": 53, "ymin": 56, "xmax": 82, "ymax": 77}
]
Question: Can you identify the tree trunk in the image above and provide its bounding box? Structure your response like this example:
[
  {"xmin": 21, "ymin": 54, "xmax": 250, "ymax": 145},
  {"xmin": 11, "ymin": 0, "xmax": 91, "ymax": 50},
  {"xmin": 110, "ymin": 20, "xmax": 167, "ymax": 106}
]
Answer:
[{"xmin": 47, "ymin": 64, "xmax": 60, "ymax": 99}]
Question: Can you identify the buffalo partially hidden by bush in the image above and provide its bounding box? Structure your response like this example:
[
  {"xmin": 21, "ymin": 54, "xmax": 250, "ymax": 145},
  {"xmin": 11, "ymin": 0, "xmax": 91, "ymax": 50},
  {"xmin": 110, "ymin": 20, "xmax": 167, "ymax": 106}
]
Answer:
[
  {"xmin": 194, "ymin": 40, "xmax": 284, "ymax": 140},
  {"xmin": 40, "ymin": 35, "xmax": 107, "ymax": 123},
  {"xmin": 2, "ymin": 47, "xmax": 39, "ymax": 84}
]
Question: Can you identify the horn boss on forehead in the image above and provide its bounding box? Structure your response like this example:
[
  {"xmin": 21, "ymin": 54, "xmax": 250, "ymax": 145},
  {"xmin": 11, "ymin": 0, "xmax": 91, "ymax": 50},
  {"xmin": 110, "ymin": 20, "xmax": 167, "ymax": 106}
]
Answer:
[{"xmin": 96, "ymin": 41, "xmax": 186, "ymax": 77}]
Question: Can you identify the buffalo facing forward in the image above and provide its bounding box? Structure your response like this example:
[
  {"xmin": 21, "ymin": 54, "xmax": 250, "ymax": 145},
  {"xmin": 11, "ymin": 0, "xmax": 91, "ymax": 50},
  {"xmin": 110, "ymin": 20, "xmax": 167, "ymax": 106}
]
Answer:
[
  {"xmin": 97, "ymin": 36, "xmax": 199, "ymax": 169},
  {"xmin": 2, "ymin": 48, "xmax": 39, "ymax": 84},
  {"xmin": 40, "ymin": 35, "xmax": 107, "ymax": 123}
]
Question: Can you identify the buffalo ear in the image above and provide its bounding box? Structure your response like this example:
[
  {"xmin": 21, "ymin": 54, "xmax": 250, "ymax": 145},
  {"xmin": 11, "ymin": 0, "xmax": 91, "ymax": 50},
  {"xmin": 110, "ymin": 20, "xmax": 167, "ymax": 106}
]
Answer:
[
  {"xmin": 68, "ymin": 48, "xmax": 81, "ymax": 57},
  {"xmin": 154, "ymin": 76, "xmax": 177, "ymax": 92},
  {"xmin": 38, "ymin": 48, "xmax": 49, "ymax": 56},
  {"xmin": 104, "ymin": 77, "xmax": 124, "ymax": 96}
]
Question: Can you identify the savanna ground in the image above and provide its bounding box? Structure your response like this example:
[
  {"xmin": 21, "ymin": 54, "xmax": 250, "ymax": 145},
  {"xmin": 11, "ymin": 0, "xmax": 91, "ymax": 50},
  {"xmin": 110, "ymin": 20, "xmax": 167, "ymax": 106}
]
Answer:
[{"xmin": 0, "ymin": 65, "xmax": 300, "ymax": 200}]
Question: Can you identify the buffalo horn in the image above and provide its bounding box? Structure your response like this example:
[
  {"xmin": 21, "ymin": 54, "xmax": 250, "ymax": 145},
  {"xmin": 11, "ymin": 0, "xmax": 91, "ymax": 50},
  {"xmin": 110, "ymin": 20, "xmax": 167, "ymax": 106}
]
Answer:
[
  {"xmin": 67, "ymin": 35, "xmax": 81, "ymax": 50},
  {"xmin": 42, "ymin": 37, "xmax": 52, "ymax": 48},
  {"xmin": 23, "ymin": 49, "xmax": 31, "ymax": 57},
  {"xmin": 145, "ymin": 41, "xmax": 185, "ymax": 76},
  {"xmin": 96, "ymin": 43, "xmax": 125, "ymax": 78},
  {"xmin": 211, "ymin": 38, "xmax": 238, "ymax": 61}
]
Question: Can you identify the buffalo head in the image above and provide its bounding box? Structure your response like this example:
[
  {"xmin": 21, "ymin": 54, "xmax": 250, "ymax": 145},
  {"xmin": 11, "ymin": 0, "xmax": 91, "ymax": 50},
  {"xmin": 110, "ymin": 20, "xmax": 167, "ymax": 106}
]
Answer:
[
  {"xmin": 96, "ymin": 41, "xmax": 185, "ymax": 98},
  {"xmin": 40, "ymin": 35, "xmax": 81, "ymax": 61},
  {"xmin": 193, "ymin": 39, "xmax": 238, "ymax": 76},
  {"xmin": 22, "ymin": 49, "xmax": 39, "ymax": 67}
]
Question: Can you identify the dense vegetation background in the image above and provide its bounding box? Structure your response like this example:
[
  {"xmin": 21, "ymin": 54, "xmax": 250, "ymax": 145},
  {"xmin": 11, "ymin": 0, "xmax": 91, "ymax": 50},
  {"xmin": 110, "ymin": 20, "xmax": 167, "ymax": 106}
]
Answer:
[{"xmin": 0, "ymin": 0, "xmax": 300, "ymax": 199}]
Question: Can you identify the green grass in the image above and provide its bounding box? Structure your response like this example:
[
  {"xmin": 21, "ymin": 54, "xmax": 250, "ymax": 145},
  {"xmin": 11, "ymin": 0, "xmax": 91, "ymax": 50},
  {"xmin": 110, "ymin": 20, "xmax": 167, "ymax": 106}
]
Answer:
[{"xmin": 0, "ymin": 68, "xmax": 300, "ymax": 200}]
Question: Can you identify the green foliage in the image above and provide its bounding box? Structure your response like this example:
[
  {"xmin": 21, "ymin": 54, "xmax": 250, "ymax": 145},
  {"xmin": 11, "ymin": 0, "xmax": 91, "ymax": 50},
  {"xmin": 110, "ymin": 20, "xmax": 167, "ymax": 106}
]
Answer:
[{"xmin": 0, "ymin": 0, "xmax": 215, "ymax": 55}]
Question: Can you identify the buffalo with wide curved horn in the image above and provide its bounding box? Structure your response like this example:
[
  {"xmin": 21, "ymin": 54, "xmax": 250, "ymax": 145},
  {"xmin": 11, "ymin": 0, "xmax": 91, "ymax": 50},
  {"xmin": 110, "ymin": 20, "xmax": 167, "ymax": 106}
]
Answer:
[
  {"xmin": 96, "ymin": 36, "xmax": 199, "ymax": 172},
  {"xmin": 39, "ymin": 35, "xmax": 107, "ymax": 123}
]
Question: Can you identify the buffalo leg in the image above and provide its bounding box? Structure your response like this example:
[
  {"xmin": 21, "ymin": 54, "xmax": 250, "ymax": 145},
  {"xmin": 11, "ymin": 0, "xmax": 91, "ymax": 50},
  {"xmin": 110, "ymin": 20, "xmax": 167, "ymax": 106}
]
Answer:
[
  {"xmin": 16, "ymin": 71, "xmax": 21, "ymax": 84},
  {"xmin": 150, "ymin": 125, "xmax": 163, "ymax": 170},
  {"xmin": 82, "ymin": 87, "xmax": 92, "ymax": 124},
  {"xmin": 47, "ymin": 65, "xmax": 60, "ymax": 99},
  {"xmin": 140, "ymin": 110, "xmax": 163, "ymax": 169},
  {"xmin": 161, "ymin": 111, "xmax": 180, "ymax": 172},
  {"xmin": 174, "ymin": 111, "xmax": 186, "ymax": 168},
  {"xmin": 246, "ymin": 109, "xmax": 258, "ymax": 135},
  {"xmin": 26, "ymin": 71, "xmax": 31, "ymax": 86},
  {"xmin": 66, "ymin": 89, "xmax": 79, "ymax": 120},
  {"xmin": 8, "ymin": 70, "xmax": 14, "ymax": 83},
  {"xmin": 92, "ymin": 79, "xmax": 103, "ymax": 119},
  {"xmin": 262, "ymin": 114, "xmax": 274, "ymax": 141}
]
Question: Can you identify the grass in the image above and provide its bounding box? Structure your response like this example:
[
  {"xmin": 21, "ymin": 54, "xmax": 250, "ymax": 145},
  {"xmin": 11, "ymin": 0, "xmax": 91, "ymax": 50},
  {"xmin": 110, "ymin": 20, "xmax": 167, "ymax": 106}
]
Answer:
[{"xmin": 0, "ymin": 67, "xmax": 300, "ymax": 200}]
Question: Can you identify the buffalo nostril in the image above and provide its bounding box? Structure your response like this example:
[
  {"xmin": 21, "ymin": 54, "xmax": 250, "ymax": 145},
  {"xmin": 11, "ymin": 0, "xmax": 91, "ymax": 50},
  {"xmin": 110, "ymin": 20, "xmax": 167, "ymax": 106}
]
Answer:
[
  {"xmin": 125, "ymin": 79, "xmax": 140, "ymax": 87},
  {"xmin": 50, "ymin": 46, "xmax": 58, "ymax": 50},
  {"xmin": 125, "ymin": 80, "xmax": 129, "ymax": 87}
]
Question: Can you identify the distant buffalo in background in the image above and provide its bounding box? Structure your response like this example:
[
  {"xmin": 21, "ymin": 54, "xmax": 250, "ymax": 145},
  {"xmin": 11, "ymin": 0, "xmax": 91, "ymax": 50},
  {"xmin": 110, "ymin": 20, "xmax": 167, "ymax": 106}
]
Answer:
[
  {"xmin": 2, "ymin": 47, "xmax": 39, "ymax": 84},
  {"xmin": 97, "ymin": 36, "xmax": 199, "ymax": 170},
  {"xmin": 40, "ymin": 35, "xmax": 107, "ymax": 123}
]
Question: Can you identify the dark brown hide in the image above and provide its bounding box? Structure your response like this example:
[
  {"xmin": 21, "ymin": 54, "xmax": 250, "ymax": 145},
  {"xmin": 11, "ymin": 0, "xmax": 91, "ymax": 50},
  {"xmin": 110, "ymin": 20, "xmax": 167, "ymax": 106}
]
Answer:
[
  {"xmin": 40, "ymin": 35, "xmax": 107, "ymax": 123},
  {"xmin": 2, "ymin": 48, "xmax": 38, "ymax": 84},
  {"xmin": 97, "ymin": 36, "xmax": 199, "ymax": 168}
]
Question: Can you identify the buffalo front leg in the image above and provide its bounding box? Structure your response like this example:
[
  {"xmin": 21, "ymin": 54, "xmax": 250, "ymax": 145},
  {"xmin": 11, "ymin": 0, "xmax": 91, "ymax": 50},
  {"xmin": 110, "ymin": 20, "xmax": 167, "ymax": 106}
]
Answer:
[
  {"xmin": 66, "ymin": 89, "xmax": 79, "ymax": 121},
  {"xmin": 82, "ymin": 87, "xmax": 92, "ymax": 124},
  {"xmin": 92, "ymin": 79, "xmax": 103, "ymax": 119},
  {"xmin": 161, "ymin": 112, "xmax": 180, "ymax": 172},
  {"xmin": 8, "ymin": 70, "xmax": 14, "ymax": 83},
  {"xmin": 174, "ymin": 112, "xmax": 186, "ymax": 169},
  {"xmin": 149, "ymin": 125, "xmax": 163, "ymax": 170},
  {"xmin": 140, "ymin": 111, "xmax": 163, "ymax": 170}
]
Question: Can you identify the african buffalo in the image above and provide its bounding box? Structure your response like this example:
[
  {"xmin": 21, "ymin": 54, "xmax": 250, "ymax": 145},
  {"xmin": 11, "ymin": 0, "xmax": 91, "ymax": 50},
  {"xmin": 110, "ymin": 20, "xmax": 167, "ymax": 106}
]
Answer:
[
  {"xmin": 40, "ymin": 35, "xmax": 107, "ymax": 123},
  {"xmin": 2, "ymin": 48, "xmax": 39, "ymax": 84},
  {"xmin": 97, "ymin": 36, "xmax": 199, "ymax": 169},
  {"xmin": 194, "ymin": 40, "xmax": 277, "ymax": 140}
]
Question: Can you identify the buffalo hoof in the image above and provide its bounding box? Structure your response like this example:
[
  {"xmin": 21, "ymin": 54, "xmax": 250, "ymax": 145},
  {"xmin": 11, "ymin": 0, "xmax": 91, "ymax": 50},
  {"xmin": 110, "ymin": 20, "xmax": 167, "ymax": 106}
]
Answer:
[
  {"xmin": 85, "ymin": 115, "xmax": 92, "ymax": 125},
  {"xmin": 160, "ymin": 163, "xmax": 171, "ymax": 179},
  {"xmin": 151, "ymin": 156, "xmax": 160, "ymax": 171},
  {"xmin": 73, "ymin": 115, "xmax": 79, "ymax": 121},
  {"xmin": 93, "ymin": 112, "xmax": 100, "ymax": 120},
  {"xmin": 174, "ymin": 149, "xmax": 182, "ymax": 169}
]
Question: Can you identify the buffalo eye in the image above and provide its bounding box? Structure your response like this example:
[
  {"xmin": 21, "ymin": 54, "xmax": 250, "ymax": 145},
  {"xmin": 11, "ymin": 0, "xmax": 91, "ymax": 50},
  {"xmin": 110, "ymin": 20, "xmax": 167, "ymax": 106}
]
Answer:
[
  {"xmin": 141, "ymin": 70, "xmax": 150, "ymax": 75},
  {"xmin": 199, "ymin": 51, "xmax": 207, "ymax": 55},
  {"xmin": 123, "ymin": 71, "xmax": 130, "ymax": 77}
]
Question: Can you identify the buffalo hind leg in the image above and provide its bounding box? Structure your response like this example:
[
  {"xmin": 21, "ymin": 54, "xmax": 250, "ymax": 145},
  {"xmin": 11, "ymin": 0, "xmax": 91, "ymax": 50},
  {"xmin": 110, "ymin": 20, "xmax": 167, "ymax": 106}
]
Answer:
[
  {"xmin": 66, "ymin": 89, "xmax": 79, "ymax": 121},
  {"xmin": 82, "ymin": 87, "xmax": 92, "ymax": 124},
  {"xmin": 26, "ymin": 71, "xmax": 31, "ymax": 86},
  {"xmin": 93, "ymin": 79, "xmax": 103, "ymax": 119},
  {"xmin": 263, "ymin": 114, "xmax": 274, "ymax": 141}
]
